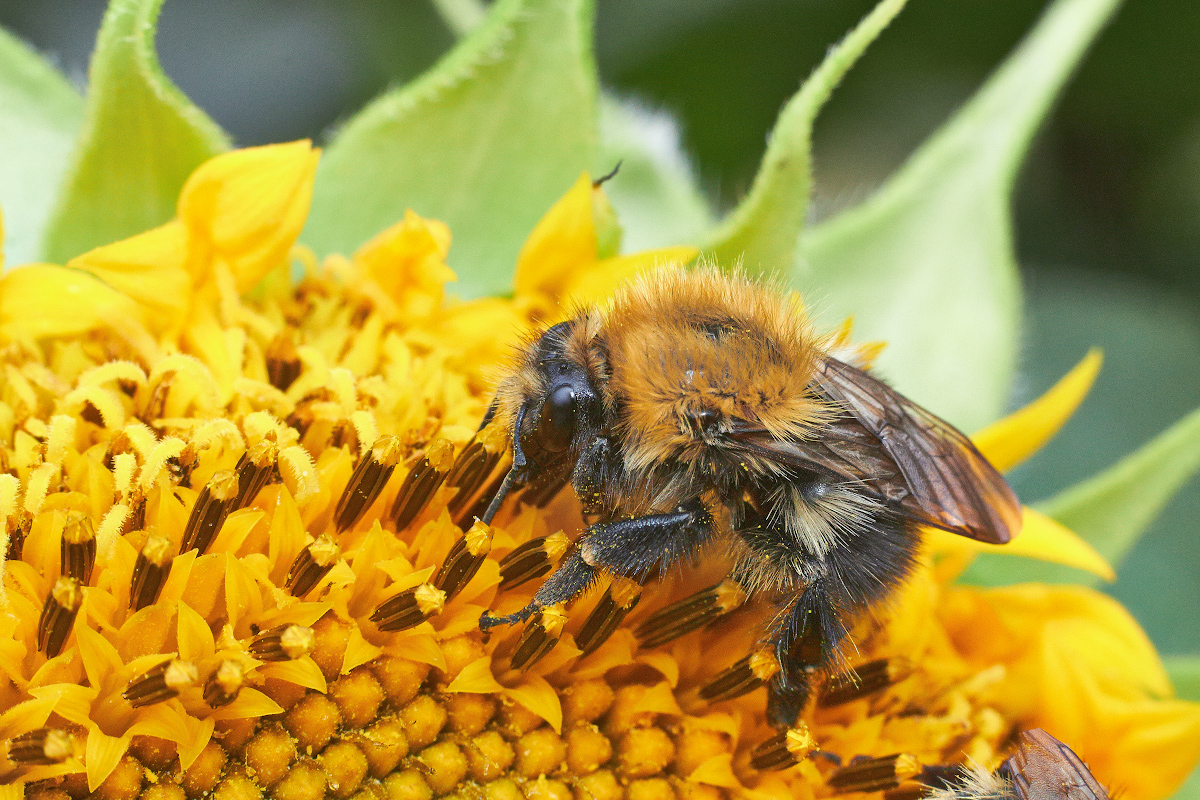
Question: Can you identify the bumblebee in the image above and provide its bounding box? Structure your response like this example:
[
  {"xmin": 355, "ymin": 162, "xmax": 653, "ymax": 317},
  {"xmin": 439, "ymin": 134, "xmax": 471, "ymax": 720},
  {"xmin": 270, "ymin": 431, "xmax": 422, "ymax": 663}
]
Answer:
[
  {"xmin": 929, "ymin": 729, "xmax": 1110, "ymax": 800},
  {"xmin": 477, "ymin": 268, "xmax": 1021, "ymax": 726}
]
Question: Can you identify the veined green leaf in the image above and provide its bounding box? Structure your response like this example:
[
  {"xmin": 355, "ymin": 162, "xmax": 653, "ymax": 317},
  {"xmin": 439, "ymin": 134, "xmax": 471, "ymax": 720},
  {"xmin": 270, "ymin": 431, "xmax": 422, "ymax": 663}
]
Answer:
[
  {"xmin": 0, "ymin": 30, "xmax": 84, "ymax": 269},
  {"xmin": 701, "ymin": 0, "xmax": 907, "ymax": 276},
  {"xmin": 41, "ymin": 0, "xmax": 230, "ymax": 264},
  {"xmin": 963, "ymin": 404, "xmax": 1200, "ymax": 587},
  {"xmin": 798, "ymin": 0, "xmax": 1121, "ymax": 432},
  {"xmin": 597, "ymin": 95, "xmax": 713, "ymax": 254},
  {"xmin": 305, "ymin": 0, "xmax": 598, "ymax": 300}
]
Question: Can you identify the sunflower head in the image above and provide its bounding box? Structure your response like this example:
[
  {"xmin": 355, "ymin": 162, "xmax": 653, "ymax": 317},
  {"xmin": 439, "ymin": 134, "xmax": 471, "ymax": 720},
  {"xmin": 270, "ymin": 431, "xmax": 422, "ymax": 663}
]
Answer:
[{"xmin": 0, "ymin": 145, "xmax": 1196, "ymax": 800}]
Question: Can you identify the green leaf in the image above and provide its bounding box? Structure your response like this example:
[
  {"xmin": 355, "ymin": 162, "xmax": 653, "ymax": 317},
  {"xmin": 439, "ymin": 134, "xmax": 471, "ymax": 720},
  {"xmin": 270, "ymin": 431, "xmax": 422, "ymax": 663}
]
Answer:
[
  {"xmin": 963, "ymin": 404, "xmax": 1200, "ymax": 587},
  {"xmin": 701, "ymin": 0, "xmax": 907, "ymax": 276},
  {"xmin": 1167, "ymin": 655, "xmax": 1200, "ymax": 703},
  {"xmin": 797, "ymin": 0, "xmax": 1121, "ymax": 432},
  {"xmin": 41, "ymin": 0, "xmax": 231, "ymax": 265},
  {"xmin": 304, "ymin": 0, "xmax": 598, "ymax": 300},
  {"xmin": 597, "ymin": 95, "xmax": 713, "ymax": 254},
  {"xmin": 0, "ymin": 30, "xmax": 84, "ymax": 269},
  {"xmin": 1042, "ymin": 405, "xmax": 1200, "ymax": 568},
  {"xmin": 1172, "ymin": 767, "xmax": 1200, "ymax": 800}
]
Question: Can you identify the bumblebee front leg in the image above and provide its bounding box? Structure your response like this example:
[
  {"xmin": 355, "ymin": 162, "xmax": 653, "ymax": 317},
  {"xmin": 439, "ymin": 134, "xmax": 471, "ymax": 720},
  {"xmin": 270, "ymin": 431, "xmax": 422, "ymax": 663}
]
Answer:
[{"xmin": 480, "ymin": 499, "xmax": 714, "ymax": 629}]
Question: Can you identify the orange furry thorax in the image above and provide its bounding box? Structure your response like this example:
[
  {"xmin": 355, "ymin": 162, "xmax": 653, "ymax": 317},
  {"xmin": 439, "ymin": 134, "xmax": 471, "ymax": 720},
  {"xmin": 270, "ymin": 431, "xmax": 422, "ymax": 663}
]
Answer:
[{"xmin": 598, "ymin": 269, "xmax": 831, "ymax": 468}]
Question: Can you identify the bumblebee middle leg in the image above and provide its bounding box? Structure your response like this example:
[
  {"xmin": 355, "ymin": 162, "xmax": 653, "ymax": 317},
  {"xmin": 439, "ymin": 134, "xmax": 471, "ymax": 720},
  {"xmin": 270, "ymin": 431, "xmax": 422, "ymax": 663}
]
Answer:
[
  {"xmin": 480, "ymin": 498, "xmax": 714, "ymax": 629},
  {"xmin": 764, "ymin": 579, "xmax": 850, "ymax": 727}
]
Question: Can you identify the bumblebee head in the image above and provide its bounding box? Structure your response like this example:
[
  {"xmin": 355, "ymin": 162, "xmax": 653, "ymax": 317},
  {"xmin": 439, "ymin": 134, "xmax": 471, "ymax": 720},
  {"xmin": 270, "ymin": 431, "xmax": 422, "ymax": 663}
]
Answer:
[{"xmin": 482, "ymin": 318, "xmax": 604, "ymax": 522}]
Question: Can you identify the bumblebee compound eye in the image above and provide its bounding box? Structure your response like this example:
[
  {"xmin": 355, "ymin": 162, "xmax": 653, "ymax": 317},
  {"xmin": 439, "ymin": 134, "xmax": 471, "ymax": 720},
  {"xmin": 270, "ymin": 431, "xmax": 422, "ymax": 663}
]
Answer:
[{"xmin": 537, "ymin": 384, "xmax": 577, "ymax": 452}]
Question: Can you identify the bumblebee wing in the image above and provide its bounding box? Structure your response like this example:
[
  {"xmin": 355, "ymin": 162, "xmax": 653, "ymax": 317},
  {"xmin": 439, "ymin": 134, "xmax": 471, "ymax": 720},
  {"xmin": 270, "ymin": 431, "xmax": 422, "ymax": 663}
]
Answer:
[
  {"xmin": 812, "ymin": 357, "xmax": 1020, "ymax": 543},
  {"xmin": 1007, "ymin": 729, "xmax": 1110, "ymax": 800}
]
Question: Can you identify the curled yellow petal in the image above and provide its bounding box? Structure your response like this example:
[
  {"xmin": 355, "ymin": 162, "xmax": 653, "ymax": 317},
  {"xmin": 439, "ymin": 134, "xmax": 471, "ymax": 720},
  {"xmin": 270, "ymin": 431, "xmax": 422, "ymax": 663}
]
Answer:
[
  {"xmin": 973, "ymin": 348, "xmax": 1102, "ymax": 471},
  {"xmin": 0, "ymin": 265, "xmax": 144, "ymax": 340},
  {"xmin": 178, "ymin": 140, "xmax": 319, "ymax": 291},
  {"xmin": 66, "ymin": 221, "xmax": 190, "ymax": 325},
  {"xmin": 928, "ymin": 506, "xmax": 1115, "ymax": 581},
  {"xmin": 564, "ymin": 246, "xmax": 699, "ymax": 306},
  {"xmin": 354, "ymin": 209, "xmax": 455, "ymax": 314},
  {"xmin": 513, "ymin": 172, "xmax": 595, "ymax": 301}
]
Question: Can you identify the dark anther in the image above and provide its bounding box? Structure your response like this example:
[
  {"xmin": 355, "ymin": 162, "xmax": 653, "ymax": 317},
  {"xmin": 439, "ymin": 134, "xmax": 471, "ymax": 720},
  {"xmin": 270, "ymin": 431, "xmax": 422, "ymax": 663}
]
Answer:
[
  {"xmin": 370, "ymin": 583, "xmax": 446, "ymax": 632},
  {"xmin": 232, "ymin": 440, "xmax": 277, "ymax": 511},
  {"xmin": 699, "ymin": 650, "xmax": 779, "ymax": 703},
  {"xmin": 335, "ymin": 435, "xmax": 403, "ymax": 532},
  {"xmin": 574, "ymin": 579, "xmax": 641, "ymax": 657},
  {"xmin": 749, "ymin": 725, "xmax": 818, "ymax": 771},
  {"xmin": 390, "ymin": 439, "xmax": 455, "ymax": 531},
  {"xmin": 130, "ymin": 531, "xmax": 173, "ymax": 611},
  {"xmin": 498, "ymin": 532, "xmax": 570, "ymax": 592},
  {"xmin": 434, "ymin": 520, "xmax": 492, "ymax": 600},
  {"xmin": 828, "ymin": 753, "xmax": 923, "ymax": 794},
  {"xmin": 819, "ymin": 658, "xmax": 912, "ymax": 707},
  {"xmin": 635, "ymin": 579, "xmax": 747, "ymax": 648},
  {"xmin": 60, "ymin": 512, "xmax": 96, "ymax": 585},
  {"xmin": 509, "ymin": 605, "xmax": 568, "ymax": 671},
  {"xmin": 204, "ymin": 659, "xmax": 245, "ymax": 708},
  {"xmin": 444, "ymin": 425, "xmax": 508, "ymax": 518},
  {"xmin": 37, "ymin": 576, "xmax": 82, "ymax": 657},
  {"xmin": 7, "ymin": 728, "xmax": 75, "ymax": 765},
  {"xmin": 521, "ymin": 469, "xmax": 571, "ymax": 509},
  {"xmin": 123, "ymin": 658, "xmax": 198, "ymax": 708},
  {"xmin": 265, "ymin": 330, "xmax": 302, "ymax": 390},
  {"xmin": 247, "ymin": 623, "xmax": 315, "ymax": 662},
  {"xmin": 284, "ymin": 534, "xmax": 341, "ymax": 597},
  {"xmin": 179, "ymin": 470, "xmax": 239, "ymax": 555}
]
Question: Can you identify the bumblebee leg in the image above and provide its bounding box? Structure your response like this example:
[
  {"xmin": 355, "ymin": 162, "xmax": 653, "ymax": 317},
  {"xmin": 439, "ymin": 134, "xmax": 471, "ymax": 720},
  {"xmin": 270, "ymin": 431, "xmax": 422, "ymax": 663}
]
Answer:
[
  {"xmin": 766, "ymin": 579, "xmax": 849, "ymax": 728},
  {"xmin": 480, "ymin": 499, "xmax": 713, "ymax": 630}
]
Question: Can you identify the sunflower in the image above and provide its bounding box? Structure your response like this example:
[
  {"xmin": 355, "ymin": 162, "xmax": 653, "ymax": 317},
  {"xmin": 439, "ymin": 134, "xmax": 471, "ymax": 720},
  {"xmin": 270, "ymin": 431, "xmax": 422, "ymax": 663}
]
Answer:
[{"xmin": 0, "ymin": 143, "xmax": 1196, "ymax": 800}]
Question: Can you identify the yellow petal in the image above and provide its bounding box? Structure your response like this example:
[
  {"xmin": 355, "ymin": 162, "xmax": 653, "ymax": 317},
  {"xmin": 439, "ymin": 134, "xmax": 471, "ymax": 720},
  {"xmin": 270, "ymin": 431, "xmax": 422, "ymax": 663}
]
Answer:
[
  {"xmin": 176, "ymin": 602, "xmax": 215, "ymax": 663},
  {"xmin": 0, "ymin": 695, "xmax": 56, "ymax": 737},
  {"xmin": 260, "ymin": 656, "xmax": 326, "ymax": 693},
  {"xmin": 353, "ymin": 209, "xmax": 455, "ymax": 307},
  {"xmin": 207, "ymin": 688, "xmax": 284, "ymax": 722},
  {"xmin": 513, "ymin": 173, "xmax": 596, "ymax": 301},
  {"xmin": 564, "ymin": 246, "xmax": 700, "ymax": 307},
  {"xmin": 85, "ymin": 729, "xmax": 131, "ymax": 792},
  {"xmin": 0, "ymin": 265, "xmax": 145, "ymax": 340},
  {"xmin": 66, "ymin": 221, "xmax": 191, "ymax": 325},
  {"xmin": 972, "ymin": 349, "xmax": 1102, "ymax": 471},
  {"xmin": 74, "ymin": 613, "xmax": 124, "ymax": 690},
  {"xmin": 927, "ymin": 507, "xmax": 1115, "ymax": 581},
  {"xmin": 445, "ymin": 657, "xmax": 504, "ymax": 694},
  {"xmin": 178, "ymin": 140, "xmax": 319, "ymax": 292},
  {"xmin": 505, "ymin": 673, "xmax": 562, "ymax": 733}
]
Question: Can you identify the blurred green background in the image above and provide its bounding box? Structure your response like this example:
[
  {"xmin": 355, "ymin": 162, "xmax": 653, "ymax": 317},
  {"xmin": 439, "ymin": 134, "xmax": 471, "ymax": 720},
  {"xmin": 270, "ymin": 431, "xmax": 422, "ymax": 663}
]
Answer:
[{"xmin": 1, "ymin": 0, "xmax": 1196, "ymax": 653}]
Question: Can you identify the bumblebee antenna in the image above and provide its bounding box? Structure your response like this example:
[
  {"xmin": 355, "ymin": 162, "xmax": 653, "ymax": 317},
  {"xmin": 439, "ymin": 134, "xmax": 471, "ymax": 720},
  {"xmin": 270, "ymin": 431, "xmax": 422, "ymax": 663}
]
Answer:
[
  {"xmin": 481, "ymin": 466, "xmax": 520, "ymax": 524},
  {"xmin": 480, "ymin": 406, "xmax": 528, "ymax": 525}
]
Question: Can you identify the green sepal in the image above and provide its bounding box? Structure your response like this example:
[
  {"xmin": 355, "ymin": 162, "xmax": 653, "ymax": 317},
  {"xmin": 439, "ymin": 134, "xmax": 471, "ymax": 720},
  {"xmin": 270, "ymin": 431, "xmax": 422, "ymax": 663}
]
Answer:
[
  {"xmin": 0, "ymin": 29, "xmax": 84, "ymax": 269},
  {"xmin": 797, "ymin": 0, "xmax": 1121, "ymax": 432},
  {"xmin": 304, "ymin": 0, "xmax": 598, "ymax": 300},
  {"xmin": 964, "ymin": 404, "xmax": 1200, "ymax": 587},
  {"xmin": 40, "ymin": 0, "xmax": 231, "ymax": 265},
  {"xmin": 701, "ymin": 0, "xmax": 907, "ymax": 276}
]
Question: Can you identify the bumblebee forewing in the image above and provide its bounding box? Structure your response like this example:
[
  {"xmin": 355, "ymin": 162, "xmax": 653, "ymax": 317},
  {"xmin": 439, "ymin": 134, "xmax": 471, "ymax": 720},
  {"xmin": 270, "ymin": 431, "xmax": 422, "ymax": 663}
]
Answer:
[
  {"xmin": 1008, "ymin": 730, "xmax": 1110, "ymax": 800},
  {"xmin": 814, "ymin": 358, "xmax": 1021, "ymax": 544}
]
